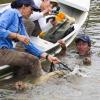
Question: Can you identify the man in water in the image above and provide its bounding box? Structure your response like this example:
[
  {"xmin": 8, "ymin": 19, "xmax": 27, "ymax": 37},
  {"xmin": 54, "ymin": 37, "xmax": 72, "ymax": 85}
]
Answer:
[
  {"xmin": 74, "ymin": 34, "xmax": 91, "ymax": 65},
  {"xmin": 75, "ymin": 34, "xmax": 91, "ymax": 56},
  {"xmin": 58, "ymin": 34, "xmax": 91, "ymax": 66}
]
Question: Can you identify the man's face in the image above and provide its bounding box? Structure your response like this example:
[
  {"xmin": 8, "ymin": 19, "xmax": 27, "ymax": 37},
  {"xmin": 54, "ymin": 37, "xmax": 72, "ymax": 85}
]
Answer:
[
  {"xmin": 76, "ymin": 40, "xmax": 90, "ymax": 56},
  {"xmin": 40, "ymin": 0, "xmax": 52, "ymax": 11},
  {"xmin": 22, "ymin": 5, "xmax": 33, "ymax": 19}
]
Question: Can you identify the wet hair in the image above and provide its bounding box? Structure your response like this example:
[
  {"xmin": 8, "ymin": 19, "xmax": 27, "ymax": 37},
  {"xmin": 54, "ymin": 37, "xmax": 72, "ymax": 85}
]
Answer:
[{"xmin": 11, "ymin": 1, "xmax": 30, "ymax": 9}]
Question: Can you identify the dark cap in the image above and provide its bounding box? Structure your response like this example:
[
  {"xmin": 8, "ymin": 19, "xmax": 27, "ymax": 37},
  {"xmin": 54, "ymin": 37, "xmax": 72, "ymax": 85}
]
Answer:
[
  {"xmin": 16, "ymin": 0, "xmax": 39, "ymax": 11},
  {"xmin": 75, "ymin": 34, "xmax": 91, "ymax": 46}
]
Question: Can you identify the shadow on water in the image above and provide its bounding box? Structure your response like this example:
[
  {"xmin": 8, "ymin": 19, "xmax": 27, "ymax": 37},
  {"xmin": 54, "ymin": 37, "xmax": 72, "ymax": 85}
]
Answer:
[{"xmin": 0, "ymin": 0, "xmax": 100, "ymax": 100}]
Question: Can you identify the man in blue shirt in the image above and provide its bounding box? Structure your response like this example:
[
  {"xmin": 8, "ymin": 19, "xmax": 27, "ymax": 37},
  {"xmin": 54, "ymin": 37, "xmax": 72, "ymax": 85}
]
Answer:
[{"xmin": 0, "ymin": 0, "xmax": 60, "ymax": 79}]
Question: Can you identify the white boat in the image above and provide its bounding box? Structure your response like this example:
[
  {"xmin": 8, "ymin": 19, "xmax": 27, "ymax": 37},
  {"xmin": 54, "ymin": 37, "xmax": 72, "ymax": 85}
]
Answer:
[
  {"xmin": 29, "ymin": 0, "xmax": 91, "ymax": 54},
  {"xmin": 0, "ymin": 0, "xmax": 91, "ymax": 79}
]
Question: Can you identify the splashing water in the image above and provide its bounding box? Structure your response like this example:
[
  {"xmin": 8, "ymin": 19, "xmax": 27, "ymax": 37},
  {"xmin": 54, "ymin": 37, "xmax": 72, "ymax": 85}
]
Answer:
[{"xmin": 68, "ymin": 65, "xmax": 89, "ymax": 77}]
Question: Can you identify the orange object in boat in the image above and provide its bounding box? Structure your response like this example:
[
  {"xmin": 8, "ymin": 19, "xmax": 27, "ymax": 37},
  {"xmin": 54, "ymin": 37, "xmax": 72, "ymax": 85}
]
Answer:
[
  {"xmin": 55, "ymin": 12, "xmax": 65, "ymax": 22},
  {"xmin": 57, "ymin": 12, "xmax": 65, "ymax": 19}
]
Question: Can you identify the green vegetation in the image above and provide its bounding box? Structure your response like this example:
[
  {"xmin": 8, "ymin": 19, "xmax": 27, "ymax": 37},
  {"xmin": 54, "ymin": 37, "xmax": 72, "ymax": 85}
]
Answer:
[{"xmin": 0, "ymin": 0, "xmax": 13, "ymax": 4}]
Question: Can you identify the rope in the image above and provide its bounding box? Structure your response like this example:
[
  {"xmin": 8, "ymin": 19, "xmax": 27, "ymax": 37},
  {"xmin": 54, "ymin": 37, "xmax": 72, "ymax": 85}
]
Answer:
[
  {"xmin": 49, "ymin": 61, "xmax": 72, "ymax": 72},
  {"xmin": 49, "ymin": 62, "xmax": 55, "ymax": 72},
  {"xmin": 59, "ymin": 62, "xmax": 72, "ymax": 72}
]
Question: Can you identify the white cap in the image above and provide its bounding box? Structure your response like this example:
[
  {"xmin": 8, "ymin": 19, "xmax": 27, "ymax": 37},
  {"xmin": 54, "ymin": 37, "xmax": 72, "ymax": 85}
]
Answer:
[{"xmin": 34, "ymin": 0, "xmax": 42, "ymax": 8}]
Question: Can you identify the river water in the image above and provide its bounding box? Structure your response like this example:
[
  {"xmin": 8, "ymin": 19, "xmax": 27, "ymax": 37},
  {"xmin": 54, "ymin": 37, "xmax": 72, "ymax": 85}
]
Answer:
[{"xmin": 0, "ymin": 0, "xmax": 100, "ymax": 100}]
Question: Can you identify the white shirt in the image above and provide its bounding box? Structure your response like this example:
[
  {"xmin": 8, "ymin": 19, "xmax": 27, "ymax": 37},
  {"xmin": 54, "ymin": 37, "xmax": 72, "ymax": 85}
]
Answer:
[
  {"xmin": 30, "ymin": 12, "xmax": 53, "ymax": 32},
  {"xmin": 31, "ymin": 0, "xmax": 53, "ymax": 32}
]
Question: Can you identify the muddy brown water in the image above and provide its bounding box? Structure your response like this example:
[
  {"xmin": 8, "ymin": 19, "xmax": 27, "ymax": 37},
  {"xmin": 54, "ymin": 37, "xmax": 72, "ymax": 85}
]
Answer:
[{"xmin": 0, "ymin": 0, "xmax": 100, "ymax": 100}]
